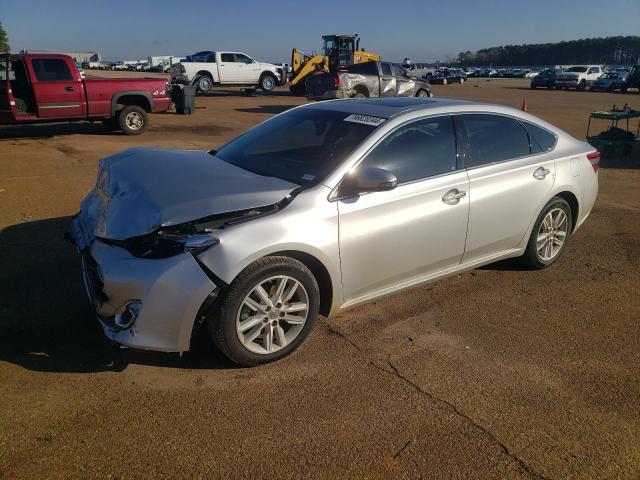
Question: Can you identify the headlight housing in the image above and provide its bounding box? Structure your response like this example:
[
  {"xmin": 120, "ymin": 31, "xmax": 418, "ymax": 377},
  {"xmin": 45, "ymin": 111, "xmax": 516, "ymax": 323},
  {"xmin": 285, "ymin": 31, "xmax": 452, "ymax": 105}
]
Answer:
[{"xmin": 108, "ymin": 230, "xmax": 219, "ymax": 259}]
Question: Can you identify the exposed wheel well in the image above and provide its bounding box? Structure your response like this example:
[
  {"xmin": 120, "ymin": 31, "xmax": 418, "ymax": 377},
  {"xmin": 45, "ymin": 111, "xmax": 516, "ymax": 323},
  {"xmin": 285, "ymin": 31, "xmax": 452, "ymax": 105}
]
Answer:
[
  {"xmin": 556, "ymin": 191, "xmax": 579, "ymax": 232},
  {"xmin": 268, "ymin": 251, "xmax": 333, "ymax": 317},
  {"xmin": 116, "ymin": 95, "xmax": 151, "ymax": 112},
  {"xmin": 260, "ymin": 71, "xmax": 276, "ymax": 79},
  {"xmin": 196, "ymin": 70, "xmax": 213, "ymax": 79},
  {"xmin": 353, "ymin": 85, "xmax": 369, "ymax": 97}
]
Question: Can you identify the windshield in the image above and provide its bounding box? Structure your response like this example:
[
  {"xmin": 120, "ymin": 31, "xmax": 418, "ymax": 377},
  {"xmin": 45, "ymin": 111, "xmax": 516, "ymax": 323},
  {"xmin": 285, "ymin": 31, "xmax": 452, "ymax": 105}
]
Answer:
[
  {"xmin": 215, "ymin": 109, "xmax": 380, "ymax": 186},
  {"xmin": 568, "ymin": 67, "xmax": 587, "ymax": 73}
]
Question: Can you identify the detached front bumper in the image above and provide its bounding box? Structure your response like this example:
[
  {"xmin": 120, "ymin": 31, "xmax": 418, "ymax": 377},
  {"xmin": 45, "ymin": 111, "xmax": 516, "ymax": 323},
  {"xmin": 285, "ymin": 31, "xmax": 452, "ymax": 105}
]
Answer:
[{"xmin": 71, "ymin": 218, "xmax": 217, "ymax": 352}]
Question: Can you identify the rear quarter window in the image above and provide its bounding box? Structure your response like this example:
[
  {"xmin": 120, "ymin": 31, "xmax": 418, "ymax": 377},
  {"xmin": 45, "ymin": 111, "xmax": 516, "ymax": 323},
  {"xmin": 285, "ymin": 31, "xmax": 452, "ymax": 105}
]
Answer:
[{"xmin": 523, "ymin": 121, "xmax": 557, "ymax": 152}]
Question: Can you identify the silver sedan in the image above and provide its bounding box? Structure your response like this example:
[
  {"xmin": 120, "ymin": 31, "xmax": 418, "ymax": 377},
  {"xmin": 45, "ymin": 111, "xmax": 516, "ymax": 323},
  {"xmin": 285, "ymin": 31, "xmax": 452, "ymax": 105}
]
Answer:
[{"xmin": 71, "ymin": 98, "xmax": 599, "ymax": 366}]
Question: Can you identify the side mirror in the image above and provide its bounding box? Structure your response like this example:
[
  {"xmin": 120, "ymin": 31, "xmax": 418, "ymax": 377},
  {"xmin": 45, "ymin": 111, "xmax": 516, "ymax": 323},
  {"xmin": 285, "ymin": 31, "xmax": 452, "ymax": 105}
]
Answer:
[{"xmin": 338, "ymin": 166, "xmax": 398, "ymax": 198}]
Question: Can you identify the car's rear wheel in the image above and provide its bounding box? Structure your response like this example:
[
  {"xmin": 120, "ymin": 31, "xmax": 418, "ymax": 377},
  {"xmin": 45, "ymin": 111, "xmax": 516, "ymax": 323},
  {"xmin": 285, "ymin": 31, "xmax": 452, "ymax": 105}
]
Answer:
[
  {"xmin": 118, "ymin": 105, "xmax": 147, "ymax": 135},
  {"xmin": 196, "ymin": 75, "xmax": 213, "ymax": 93},
  {"xmin": 209, "ymin": 256, "xmax": 320, "ymax": 366},
  {"xmin": 521, "ymin": 197, "xmax": 572, "ymax": 269},
  {"xmin": 416, "ymin": 89, "xmax": 431, "ymax": 98}
]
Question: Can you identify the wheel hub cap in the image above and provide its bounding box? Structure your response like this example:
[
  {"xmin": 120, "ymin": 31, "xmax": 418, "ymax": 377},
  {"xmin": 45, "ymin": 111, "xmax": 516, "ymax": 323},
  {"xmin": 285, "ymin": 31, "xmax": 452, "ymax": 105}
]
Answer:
[
  {"xmin": 236, "ymin": 275, "xmax": 309, "ymax": 355},
  {"xmin": 536, "ymin": 208, "xmax": 568, "ymax": 261}
]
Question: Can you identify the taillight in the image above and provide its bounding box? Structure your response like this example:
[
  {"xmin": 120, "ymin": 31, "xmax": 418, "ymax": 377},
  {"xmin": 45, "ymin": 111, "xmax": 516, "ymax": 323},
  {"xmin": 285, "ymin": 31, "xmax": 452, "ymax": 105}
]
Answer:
[
  {"xmin": 333, "ymin": 74, "xmax": 342, "ymax": 89},
  {"xmin": 587, "ymin": 151, "xmax": 600, "ymax": 173}
]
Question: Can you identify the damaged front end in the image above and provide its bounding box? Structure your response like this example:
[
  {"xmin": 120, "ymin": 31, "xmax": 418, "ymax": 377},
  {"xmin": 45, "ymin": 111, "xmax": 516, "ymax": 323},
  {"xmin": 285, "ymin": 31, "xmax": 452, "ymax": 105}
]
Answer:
[{"xmin": 69, "ymin": 146, "xmax": 303, "ymax": 352}]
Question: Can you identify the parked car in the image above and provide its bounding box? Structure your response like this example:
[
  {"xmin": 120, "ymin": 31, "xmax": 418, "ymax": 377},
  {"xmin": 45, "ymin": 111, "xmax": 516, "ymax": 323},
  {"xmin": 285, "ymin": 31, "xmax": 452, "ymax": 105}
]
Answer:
[
  {"xmin": 555, "ymin": 65, "xmax": 603, "ymax": 90},
  {"xmin": 429, "ymin": 68, "xmax": 467, "ymax": 84},
  {"xmin": 530, "ymin": 69, "xmax": 560, "ymax": 89},
  {"xmin": 624, "ymin": 64, "xmax": 640, "ymax": 92},
  {"xmin": 171, "ymin": 51, "xmax": 284, "ymax": 93},
  {"xmin": 305, "ymin": 61, "xmax": 432, "ymax": 100},
  {"xmin": 71, "ymin": 97, "xmax": 599, "ymax": 366},
  {"xmin": 0, "ymin": 53, "xmax": 171, "ymax": 135},
  {"xmin": 590, "ymin": 71, "xmax": 630, "ymax": 92}
]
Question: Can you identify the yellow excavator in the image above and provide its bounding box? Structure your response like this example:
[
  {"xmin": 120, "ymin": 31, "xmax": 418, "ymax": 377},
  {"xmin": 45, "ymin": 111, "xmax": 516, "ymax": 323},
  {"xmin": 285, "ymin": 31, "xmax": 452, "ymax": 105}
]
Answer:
[{"xmin": 289, "ymin": 34, "xmax": 380, "ymax": 95}]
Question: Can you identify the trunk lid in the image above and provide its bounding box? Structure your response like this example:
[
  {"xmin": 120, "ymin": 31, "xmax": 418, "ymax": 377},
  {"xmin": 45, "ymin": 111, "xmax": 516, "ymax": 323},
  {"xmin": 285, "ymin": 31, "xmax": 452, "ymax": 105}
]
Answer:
[{"xmin": 77, "ymin": 147, "xmax": 299, "ymax": 243}]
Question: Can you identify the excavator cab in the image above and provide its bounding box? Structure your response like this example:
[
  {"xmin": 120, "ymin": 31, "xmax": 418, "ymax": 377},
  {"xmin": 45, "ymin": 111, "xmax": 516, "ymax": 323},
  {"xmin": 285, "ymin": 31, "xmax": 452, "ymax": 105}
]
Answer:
[{"xmin": 321, "ymin": 35, "xmax": 359, "ymax": 70}]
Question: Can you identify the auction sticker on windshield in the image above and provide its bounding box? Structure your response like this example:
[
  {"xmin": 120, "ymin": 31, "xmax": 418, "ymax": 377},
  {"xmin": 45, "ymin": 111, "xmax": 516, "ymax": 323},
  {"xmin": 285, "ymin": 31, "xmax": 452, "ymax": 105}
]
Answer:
[{"xmin": 344, "ymin": 114, "xmax": 386, "ymax": 126}]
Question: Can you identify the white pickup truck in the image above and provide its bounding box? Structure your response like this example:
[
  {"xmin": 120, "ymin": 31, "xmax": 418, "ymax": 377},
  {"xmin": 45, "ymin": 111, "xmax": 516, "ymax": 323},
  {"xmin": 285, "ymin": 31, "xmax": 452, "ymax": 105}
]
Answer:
[
  {"xmin": 171, "ymin": 51, "xmax": 284, "ymax": 93},
  {"xmin": 554, "ymin": 65, "xmax": 603, "ymax": 90}
]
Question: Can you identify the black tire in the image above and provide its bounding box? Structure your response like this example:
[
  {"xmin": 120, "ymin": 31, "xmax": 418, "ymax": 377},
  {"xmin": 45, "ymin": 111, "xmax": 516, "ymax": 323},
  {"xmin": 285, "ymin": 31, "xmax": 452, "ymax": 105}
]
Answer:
[
  {"xmin": 521, "ymin": 196, "xmax": 573, "ymax": 269},
  {"xmin": 259, "ymin": 73, "xmax": 277, "ymax": 92},
  {"xmin": 530, "ymin": 84, "xmax": 537, "ymax": 89},
  {"xmin": 208, "ymin": 256, "xmax": 320, "ymax": 367},
  {"xmin": 415, "ymin": 89, "xmax": 430, "ymax": 98},
  {"xmin": 196, "ymin": 75, "xmax": 213, "ymax": 93},
  {"xmin": 118, "ymin": 105, "xmax": 147, "ymax": 135},
  {"xmin": 352, "ymin": 91, "xmax": 367, "ymax": 99},
  {"xmin": 577, "ymin": 80, "xmax": 586, "ymax": 91},
  {"xmin": 289, "ymin": 82, "xmax": 306, "ymax": 96}
]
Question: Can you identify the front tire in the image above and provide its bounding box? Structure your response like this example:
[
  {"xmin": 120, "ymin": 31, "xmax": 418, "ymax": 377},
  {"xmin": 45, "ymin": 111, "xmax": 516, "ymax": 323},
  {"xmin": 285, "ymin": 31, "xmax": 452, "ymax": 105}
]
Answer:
[
  {"xmin": 259, "ymin": 73, "xmax": 277, "ymax": 92},
  {"xmin": 118, "ymin": 105, "xmax": 147, "ymax": 135},
  {"xmin": 209, "ymin": 256, "xmax": 320, "ymax": 366},
  {"xmin": 521, "ymin": 197, "xmax": 572, "ymax": 269},
  {"xmin": 416, "ymin": 89, "xmax": 431, "ymax": 98}
]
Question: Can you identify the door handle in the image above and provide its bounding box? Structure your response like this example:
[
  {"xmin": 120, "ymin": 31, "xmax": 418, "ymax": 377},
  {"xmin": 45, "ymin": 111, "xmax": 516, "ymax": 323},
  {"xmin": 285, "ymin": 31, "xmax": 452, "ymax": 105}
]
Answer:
[
  {"xmin": 442, "ymin": 189, "xmax": 466, "ymax": 205},
  {"xmin": 65, "ymin": 86, "xmax": 75, "ymax": 92},
  {"xmin": 533, "ymin": 167, "xmax": 551, "ymax": 180}
]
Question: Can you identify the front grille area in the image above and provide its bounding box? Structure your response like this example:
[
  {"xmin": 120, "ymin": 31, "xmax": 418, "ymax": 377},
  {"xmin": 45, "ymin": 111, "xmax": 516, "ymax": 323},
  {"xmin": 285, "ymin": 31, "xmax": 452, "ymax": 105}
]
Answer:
[{"xmin": 83, "ymin": 252, "xmax": 107, "ymax": 306}]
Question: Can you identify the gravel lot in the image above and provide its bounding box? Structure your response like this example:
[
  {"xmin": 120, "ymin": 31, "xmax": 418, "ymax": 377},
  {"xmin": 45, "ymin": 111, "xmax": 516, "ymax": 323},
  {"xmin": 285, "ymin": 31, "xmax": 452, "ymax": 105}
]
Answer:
[{"xmin": 1, "ymin": 75, "xmax": 639, "ymax": 479}]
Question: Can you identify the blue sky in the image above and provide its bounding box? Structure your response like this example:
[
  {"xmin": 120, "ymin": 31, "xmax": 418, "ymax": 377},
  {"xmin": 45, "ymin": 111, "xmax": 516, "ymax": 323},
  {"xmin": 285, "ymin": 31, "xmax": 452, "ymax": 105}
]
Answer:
[{"xmin": 3, "ymin": 0, "xmax": 639, "ymax": 62}]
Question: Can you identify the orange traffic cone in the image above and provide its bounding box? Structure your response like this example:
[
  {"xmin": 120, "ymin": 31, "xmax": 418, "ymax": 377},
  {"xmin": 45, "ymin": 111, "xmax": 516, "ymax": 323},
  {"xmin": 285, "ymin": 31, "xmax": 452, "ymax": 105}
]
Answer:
[{"xmin": 521, "ymin": 99, "xmax": 528, "ymax": 112}]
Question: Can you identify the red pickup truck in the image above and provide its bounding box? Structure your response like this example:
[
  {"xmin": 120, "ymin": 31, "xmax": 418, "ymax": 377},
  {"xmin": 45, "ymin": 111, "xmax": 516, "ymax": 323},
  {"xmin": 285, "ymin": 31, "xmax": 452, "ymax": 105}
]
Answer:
[{"xmin": 0, "ymin": 53, "xmax": 172, "ymax": 135}]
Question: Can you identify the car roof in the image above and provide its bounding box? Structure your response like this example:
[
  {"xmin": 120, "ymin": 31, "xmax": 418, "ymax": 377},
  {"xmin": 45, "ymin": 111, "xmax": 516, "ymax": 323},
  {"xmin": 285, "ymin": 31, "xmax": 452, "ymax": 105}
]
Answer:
[{"xmin": 306, "ymin": 97, "xmax": 478, "ymax": 119}]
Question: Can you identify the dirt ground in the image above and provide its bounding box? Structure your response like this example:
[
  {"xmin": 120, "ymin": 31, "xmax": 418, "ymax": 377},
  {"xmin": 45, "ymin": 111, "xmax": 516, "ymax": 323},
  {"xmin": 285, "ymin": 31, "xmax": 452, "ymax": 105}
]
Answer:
[{"xmin": 1, "ymin": 75, "xmax": 639, "ymax": 479}]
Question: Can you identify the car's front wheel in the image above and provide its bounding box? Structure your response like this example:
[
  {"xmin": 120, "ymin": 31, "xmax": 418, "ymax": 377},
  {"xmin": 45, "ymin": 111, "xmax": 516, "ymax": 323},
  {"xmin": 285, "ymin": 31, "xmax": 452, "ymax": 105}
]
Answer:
[
  {"xmin": 260, "ymin": 73, "xmax": 277, "ymax": 92},
  {"xmin": 522, "ymin": 197, "xmax": 572, "ymax": 269},
  {"xmin": 209, "ymin": 256, "xmax": 320, "ymax": 366}
]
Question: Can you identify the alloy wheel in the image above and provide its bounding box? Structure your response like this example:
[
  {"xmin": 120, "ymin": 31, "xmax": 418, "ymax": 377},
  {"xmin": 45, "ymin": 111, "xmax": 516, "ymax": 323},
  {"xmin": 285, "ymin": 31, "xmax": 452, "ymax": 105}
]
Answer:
[
  {"xmin": 536, "ymin": 208, "xmax": 568, "ymax": 261},
  {"xmin": 125, "ymin": 112, "xmax": 143, "ymax": 130},
  {"xmin": 236, "ymin": 275, "xmax": 309, "ymax": 355}
]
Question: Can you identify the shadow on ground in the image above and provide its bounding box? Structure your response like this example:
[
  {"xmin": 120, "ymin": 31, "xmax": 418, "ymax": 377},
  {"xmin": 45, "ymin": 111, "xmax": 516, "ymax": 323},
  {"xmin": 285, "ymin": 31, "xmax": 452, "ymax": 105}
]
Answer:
[
  {"xmin": 0, "ymin": 217, "xmax": 235, "ymax": 373},
  {"xmin": 0, "ymin": 122, "xmax": 115, "ymax": 140}
]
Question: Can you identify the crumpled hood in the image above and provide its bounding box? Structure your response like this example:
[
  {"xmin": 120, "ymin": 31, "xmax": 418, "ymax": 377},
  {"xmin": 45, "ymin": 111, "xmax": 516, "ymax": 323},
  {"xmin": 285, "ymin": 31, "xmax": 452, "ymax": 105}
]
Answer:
[{"xmin": 78, "ymin": 147, "xmax": 298, "ymax": 241}]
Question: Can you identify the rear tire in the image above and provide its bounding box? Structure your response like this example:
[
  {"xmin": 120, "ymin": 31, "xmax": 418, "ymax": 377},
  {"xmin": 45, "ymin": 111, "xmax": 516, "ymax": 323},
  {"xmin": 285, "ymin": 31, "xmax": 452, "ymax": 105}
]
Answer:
[
  {"xmin": 416, "ymin": 89, "xmax": 430, "ymax": 98},
  {"xmin": 208, "ymin": 256, "xmax": 320, "ymax": 367},
  {"xmin": 196, "ymin": 75, "xmax": 213, "ymax": 93},
  {"xmin": 118, "ymin": 105, "xmax": 147, "ymax": 135},
  {"xmin": 521, "ymin": 197, "xmax": 572, "ymax": 269},
  {"xmin": 352, "ymin": 91, "xmax": 367, "ymax": 99}
]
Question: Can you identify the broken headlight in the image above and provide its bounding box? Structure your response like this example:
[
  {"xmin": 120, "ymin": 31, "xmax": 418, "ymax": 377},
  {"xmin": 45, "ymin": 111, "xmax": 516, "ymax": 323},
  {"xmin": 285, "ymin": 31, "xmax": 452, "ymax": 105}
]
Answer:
[{"xmin": 115, "ymin": 230, "xmax": 219, "ymax": 259}]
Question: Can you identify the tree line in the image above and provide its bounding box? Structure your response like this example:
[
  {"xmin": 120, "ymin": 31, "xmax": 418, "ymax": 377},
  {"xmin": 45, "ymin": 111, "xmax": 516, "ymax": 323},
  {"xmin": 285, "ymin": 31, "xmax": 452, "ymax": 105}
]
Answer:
[{"xmin": 457, "ymin": 36, "xmax": 640, "ymax": 66}]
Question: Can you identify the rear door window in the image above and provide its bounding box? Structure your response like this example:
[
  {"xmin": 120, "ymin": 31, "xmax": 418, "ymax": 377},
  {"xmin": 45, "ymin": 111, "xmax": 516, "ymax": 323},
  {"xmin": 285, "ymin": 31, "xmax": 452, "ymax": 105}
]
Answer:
[
  {"xmin": 359, "ymin": 116, "xmax": 457, "ymax": 183},
  {"xmin": 31, "ymin": 59, "xmax": 73, "ymax": 81},
  {"xmin": 221, "ymin": 53, "xmax": 236, "ymax": 63},
  {"xmin": 381, "ymin": 63, "xmax": 392, "ymax": 76},
  {"xmin": 456, "ymin": 114, "xmax": 531, "ymax": 168}
]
